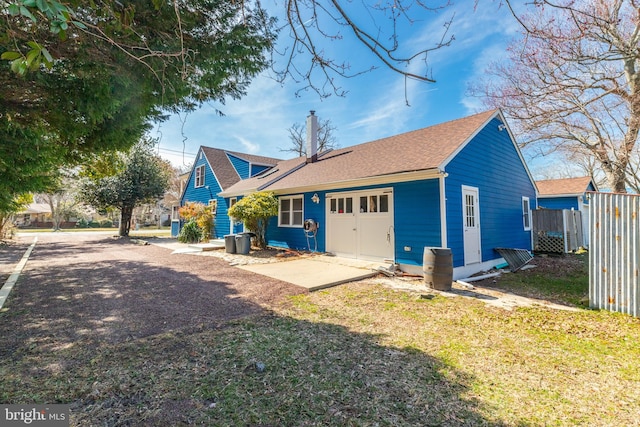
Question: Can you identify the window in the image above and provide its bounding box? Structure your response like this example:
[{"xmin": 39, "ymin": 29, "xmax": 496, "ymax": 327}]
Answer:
[
  {"xmin": 208, "ymin": 199, "xmax": 217, "ymax": 214},
  {"xmin": 330, "ymin": 197, "xmax": 353, "ymax": 214},
  {"xmin": 279, "ymin": 195, "xmax": 304, "ymax": 226},
  {"xmin": 171, "ymin": 206, "xmax": 180, "ymax": 221},
  {"xmin": 359, "ymin": 194, "xmax": 389, "ymax": 213},
  {"xmin": 522, "ymin": 196, "xmax": 531, "ymax": 230},
  {"xmin": 465, "ymin": 194, "xmax": 475, "ymax": 227},
  {"xmin": 195, "ymin": 165, "xmax": 205, "ymax": 188}
]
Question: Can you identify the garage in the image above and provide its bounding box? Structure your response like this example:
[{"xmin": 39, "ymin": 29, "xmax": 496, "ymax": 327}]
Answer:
[{"xmin": 325, "ymin": 188, "xmax": 395, "ymax": 262}]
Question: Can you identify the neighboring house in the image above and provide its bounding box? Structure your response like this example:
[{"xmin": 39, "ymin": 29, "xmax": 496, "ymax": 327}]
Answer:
[
  {"xmin": 536, "ymin": 176, "xmax": 598, "ymax": 246},
  {"xmin": 218, "ymin": 110, "xmax": 537, "ymax": 279},
  {"xmin": 172, "ymin": 147, "xmax": 281, "ymax": 237},
  {"xmin": 14, "ymin": 203, "xmax": 52, "ymax": 227}
]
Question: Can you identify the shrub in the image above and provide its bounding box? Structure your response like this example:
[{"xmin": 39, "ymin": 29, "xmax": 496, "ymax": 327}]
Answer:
[
  {"xmin": 88, "ymin": 220, "xmax": 101, "ymax": 228},
  {"xmin": 227, "ymin": 191, "xmax": 278, "ymax": 249},
  {"xmin": 76, "ymin": 219, "xmax": 88, "ymax": 228},
  {"xmin": 178, "ymin": 220, "xmax": 202, "ymax": 243},
  {"xmin": 100, "ymin": 219, "xmax": 113, "ymax": 228},
  {"xmin": 179, "ymin": 202, "xmax": 215, "ymax": 241}
]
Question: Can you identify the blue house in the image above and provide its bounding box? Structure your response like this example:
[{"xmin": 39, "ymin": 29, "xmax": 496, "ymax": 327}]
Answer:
[
  {"xmin": 218, "ymin": 110, "xmax": 537, "ymax": 279},
  {"xmin": 536, "ymin": 176, "xmax": 597, "ymax": 247},
  {"xmin": 172, "ymin": 147, "xmax": 280, "ymax": 238},
  {"xmin": 536, "ymin": 176, "xmax": 596, "ymax": 210}
]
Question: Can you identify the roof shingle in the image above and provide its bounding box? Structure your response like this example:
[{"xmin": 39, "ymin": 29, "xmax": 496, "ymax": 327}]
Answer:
[
  {"xmin": 201, "ymin": 147, "xmax": 280, "ymax": 191},
  {"xmin": 222, "ymin": 110, "xmax": 499, "ymax": 195},
  {"xmin": 536, "ymin": 176, "xmax": 595, "ymax": 196}
]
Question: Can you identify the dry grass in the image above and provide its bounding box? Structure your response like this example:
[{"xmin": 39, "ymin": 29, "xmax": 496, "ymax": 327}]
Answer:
[
  {"xmin": 2, "ymin": 253, "xmax": 639, "ymax": 426},
  {"xmin": 283, "ymin": 282, "xmax": 640, "ymax": 426}
]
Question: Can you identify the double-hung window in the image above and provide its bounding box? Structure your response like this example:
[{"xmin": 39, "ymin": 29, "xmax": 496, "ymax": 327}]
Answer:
[
  {"xmin": 522, "ymin": 196, "xmax": 532, "ymax": 230},
  {"xmin": 279, "ymin": 196, "xmax": 304, "ymax": 227},
  {"xmin": 195, "ymin": 165, "xmax": 205, "ymax": 188}
]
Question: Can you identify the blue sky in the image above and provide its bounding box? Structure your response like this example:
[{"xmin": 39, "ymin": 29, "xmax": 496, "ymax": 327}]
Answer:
[{"xmin": 154, "ymin": 2, "xmax": 542, "ymax": 174}]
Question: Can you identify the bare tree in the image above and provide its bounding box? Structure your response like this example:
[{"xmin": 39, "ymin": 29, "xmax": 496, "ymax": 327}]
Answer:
[
  {"xmin": 475, "ymin": 0, "xmax": 640, "ymax": 192},
  {"xmin": 35, "ymin": 173, "xmax": 82, "ymax": 231},
  {"xmin": 272, "ymin": 0, "xmax": 456, "ymax": 98},
  {"xmin": 281, "ymin": 118, "xmax": 338, "ymax": 156}
]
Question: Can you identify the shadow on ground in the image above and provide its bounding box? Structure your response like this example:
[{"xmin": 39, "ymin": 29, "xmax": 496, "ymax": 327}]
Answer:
[{"xmin": 0, "ymin": 235, "xmax": 511, "ymax": 426}]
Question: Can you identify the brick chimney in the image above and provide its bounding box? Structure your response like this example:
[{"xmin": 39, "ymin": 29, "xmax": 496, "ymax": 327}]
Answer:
[{"xmin": 306, "ymin": 110, "xmax": 318, "ymax": 163}]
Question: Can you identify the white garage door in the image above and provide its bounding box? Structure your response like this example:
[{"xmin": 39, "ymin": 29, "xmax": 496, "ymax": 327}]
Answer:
[{"xmin": 326, "ymin": 188, "xmax": 394, "ymax": 261}]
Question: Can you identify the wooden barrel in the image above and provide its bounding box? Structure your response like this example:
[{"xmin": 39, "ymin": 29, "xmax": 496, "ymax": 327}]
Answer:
[{"xmin": 423, "ymin": 247, "xmax": 453, "ymax": 291}]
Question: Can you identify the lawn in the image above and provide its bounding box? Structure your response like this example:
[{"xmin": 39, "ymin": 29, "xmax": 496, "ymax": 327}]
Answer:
[{"xmin": 2, "ymin": 254, "xmax": 639, "ymax": 426}]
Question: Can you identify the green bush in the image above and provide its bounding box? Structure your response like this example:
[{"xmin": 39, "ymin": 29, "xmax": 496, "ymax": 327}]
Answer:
[
  {"xmin": 88, "ymin": 220, "xmax": 101, "ymax": 228},
  {"xmin": 178, "ymin": 220, "xmax": 202, "ymax": 243},
  {"xmin": 227, "ymin": 191, "xmax": 278, "ymax": 248},
  {"xmin": 76, "ymin": 219, "xmax": 88, "ymax": 228},
  {"xmin": 100, "ymin": 219, "xmax": 113, "ymax": 228}
]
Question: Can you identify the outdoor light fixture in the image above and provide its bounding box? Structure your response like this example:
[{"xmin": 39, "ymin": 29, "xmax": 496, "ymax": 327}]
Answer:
[{"xmin": 311, "ymin": 193, "xmax": 320, "ymax": 204}]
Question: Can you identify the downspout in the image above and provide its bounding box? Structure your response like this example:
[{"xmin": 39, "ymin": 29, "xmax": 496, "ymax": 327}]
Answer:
[{"xmin": 439, "ymin": 171, "xmax": 448, "ymax": 248}]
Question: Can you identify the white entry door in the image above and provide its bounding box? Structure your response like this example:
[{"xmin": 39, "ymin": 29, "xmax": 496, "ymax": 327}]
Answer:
[
  {"xmin": 462, "ymin": 186, "xmax": 481, "ymax": 265},
  {"xmin": 326, "ymin": 189, "xmax": 394, "ymax": 261}
]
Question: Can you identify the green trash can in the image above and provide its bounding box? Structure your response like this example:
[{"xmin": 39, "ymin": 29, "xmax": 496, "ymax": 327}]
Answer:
[
  {"xmin": 224, "ymin": 234, "xmax": 236, "ymax": 254},
  {"xmin": 235, "ymin": 233, "xmax": 251, "ymax": 255}
]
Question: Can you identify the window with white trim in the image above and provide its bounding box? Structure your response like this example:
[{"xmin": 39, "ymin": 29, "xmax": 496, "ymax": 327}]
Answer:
[
  {"xmin": 330, "ymin": 196, "xmax": 353, "ymax": 214},
  {"xmin": 171, "ymin": 206, "xmax": 180, "ymax": 221},
  {"xmin": 522, "ymin": 196, "xmax": 531, "ymax": 230},
  {"xmin": 359, "ymin": 194, "xmax": 389, "ymax": 213},
  {"xmin": 279, "ymin": 195, "xmax": 304, "ymax": 227},
  {"xmin": 195, "ymin": 165, "xmax": 205, "ymax": 188}
]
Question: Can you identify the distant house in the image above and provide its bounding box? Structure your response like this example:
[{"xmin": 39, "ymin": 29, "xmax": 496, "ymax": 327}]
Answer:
[
  {"xmin": 536, "ymin": 176, "xmax": 597, "ymax": 247},
  {"xmin": 14, "ymin": 203, "xmax": 52, "ymax": 227},
  {"xmin": 215, "ymin": 110, "xmax": 537, "ymax": 279},
  {"xmin": 172, "ymin": 147, "xmax": 280, "ymax": 237}
]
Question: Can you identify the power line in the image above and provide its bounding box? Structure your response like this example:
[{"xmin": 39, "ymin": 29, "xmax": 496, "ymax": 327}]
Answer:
[{"xmin": 158, "ymin": 147, "xmax": 197, "ymax": 156}]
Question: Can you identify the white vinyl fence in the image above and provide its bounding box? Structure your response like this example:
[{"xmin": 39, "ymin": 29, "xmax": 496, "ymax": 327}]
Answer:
[{"xmin": 589, "ymin": 192, "xmax": 640, "ymax": 317}]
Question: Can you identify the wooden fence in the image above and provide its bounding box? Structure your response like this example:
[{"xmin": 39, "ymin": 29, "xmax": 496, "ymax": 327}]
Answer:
[{"xmin": 532, "ymin": 209, "xmax": 583, "ymax": 253}]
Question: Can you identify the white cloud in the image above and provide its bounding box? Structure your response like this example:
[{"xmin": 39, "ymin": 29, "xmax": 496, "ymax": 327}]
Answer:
[{"xmin": 236, "ymin": 136, "xmax": 260, "ymax": 154}]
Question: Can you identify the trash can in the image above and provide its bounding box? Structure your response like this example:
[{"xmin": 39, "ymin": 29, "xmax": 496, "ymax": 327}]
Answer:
[
  {"xmin": 235, "ymin": 233, "xmax": 251, "ymax": 255},
  {"xmin": 224, "ymin": 234, "xmax": 236, "ymax": 254},
  {"xmin": 423, "ymin": 247, "xmax": 453, "ymax": 291}
]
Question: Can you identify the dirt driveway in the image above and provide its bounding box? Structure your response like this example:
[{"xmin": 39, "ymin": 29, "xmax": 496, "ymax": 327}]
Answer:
[{"xmin": 1, "ymin": 232, "xmax": 305, "ymax": 348}]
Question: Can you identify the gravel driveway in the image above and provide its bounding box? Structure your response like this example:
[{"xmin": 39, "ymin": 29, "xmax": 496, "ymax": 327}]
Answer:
[{"xmin": 1, "ymin": 232, "xmax": 305, "ymax": 349}]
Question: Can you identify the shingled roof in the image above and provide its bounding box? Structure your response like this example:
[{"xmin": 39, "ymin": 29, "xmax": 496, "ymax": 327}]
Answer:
[
  {"xmin": 221, "ymin": 110, "xmax": 500, "ymax": 195},
  {"xmin": 200, "ymin": 147, "xmax": 280, "ymax": 190},
  {"xmin": 536, "ymin": 176, "xmax": 596, "ymax": 196}
]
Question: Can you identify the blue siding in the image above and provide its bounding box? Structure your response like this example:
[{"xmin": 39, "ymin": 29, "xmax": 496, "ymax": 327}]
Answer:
[
  {"xmin": 251, "ymin": 164, "xmax": 271, "ymax": 177},
  {"xmin": 538, "ymin": 196, "xmax": 579, "ymax": 210},
  {"xmin": 181, "ymin": 151, "xmax": 229, "ymax": 239},
  {"xmin": 267, "ymin": 192, "xmax": 326, "ymax": 251},
  {"xmin": 171, "ymin": 220, "xmax": 181, "ymax": 237},
  {"xmin": 266, "ymin": 180, "xmax": 442, "ymax": 266},
  {"xmin": 216, "ymin": 197, "xmax": 233, "ymax": 237},
  {"xmin": 227, "ymin": 154, "xmax": 250, "ymax": 179},
  {"xmin": 393, "ymin": 180, "xmax": 441, "ymax": 266},
  {"xmin": 444, "ymin": 117, "xmax": 536, "ymax": 267}
]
